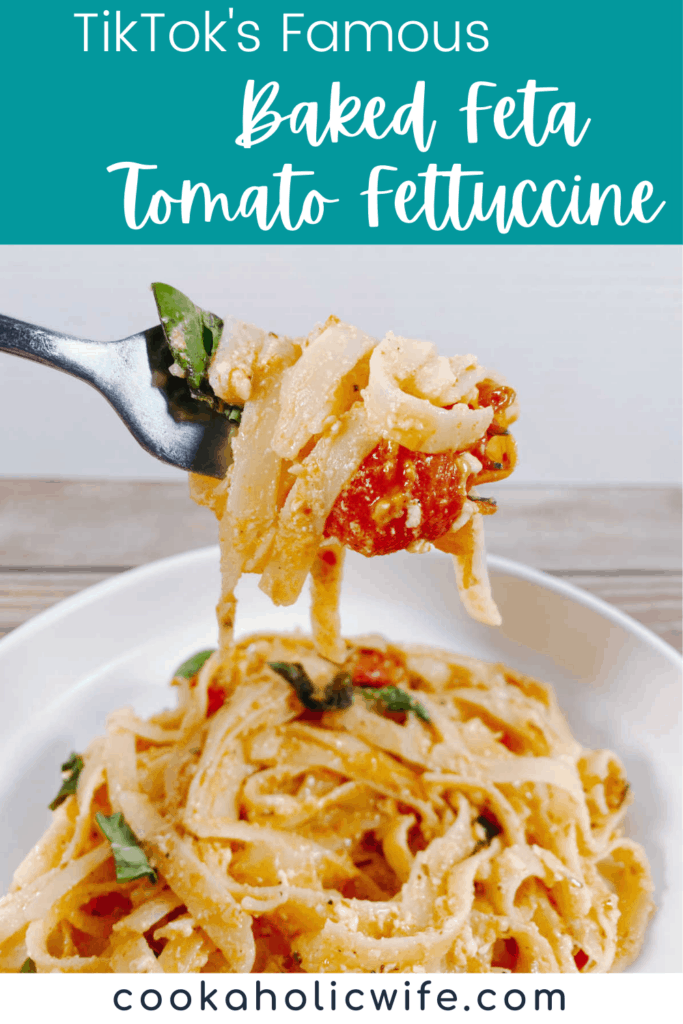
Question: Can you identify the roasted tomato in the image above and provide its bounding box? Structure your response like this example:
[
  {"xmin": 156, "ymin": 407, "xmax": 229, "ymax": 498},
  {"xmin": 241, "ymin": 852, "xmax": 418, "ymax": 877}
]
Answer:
[
  {"xmin": 470, "ymin": 379, "xmax": 518, "ymax": 484},
  {"xmin": 350, "ymin": 647, "xmax": 408, "ymax": 688},
  {"xmin": 324, "ymin": 381, "xmax": 517, "ymax": 556},
  {"xmin": 469, "ymin": 431, "xmax": 518, "ymax": 485},
  {"xmin": 324, "ymin": 440, "xmax": 470, "ymax": 557},
  {"xmin": 206, "ymin": 680, "xmax": 226, "ymax": 717},
  {"xmin": 475, "ymin": 379, "xmax": 518, "ymax": 428},
  {"xmin": 82, "ymin": 891, "xmax": 133, "ymax": 920}
]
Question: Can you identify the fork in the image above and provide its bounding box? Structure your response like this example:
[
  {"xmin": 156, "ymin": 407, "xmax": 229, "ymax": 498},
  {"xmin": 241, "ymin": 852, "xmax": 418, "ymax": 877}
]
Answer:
[{"xmin": 0, "ymin": 313, "xmax": 234, "ymax": 478}]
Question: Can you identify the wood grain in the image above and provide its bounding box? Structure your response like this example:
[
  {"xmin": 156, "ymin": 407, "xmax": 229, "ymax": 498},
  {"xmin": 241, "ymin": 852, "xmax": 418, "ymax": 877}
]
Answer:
[
  {"xmin": 483, "ymin": 484, "xmax": 681, "ymax": 572},
  {"xmin": 0, "ymin": 480, "xmax": 680, "ymax": 651},
  {"xmin": 0, "ymin": 479, "xmax": 679, "ymax": 571},
  {"xmin": 0, "ymin": 479, "xmax": 217, "ymax": 569}
]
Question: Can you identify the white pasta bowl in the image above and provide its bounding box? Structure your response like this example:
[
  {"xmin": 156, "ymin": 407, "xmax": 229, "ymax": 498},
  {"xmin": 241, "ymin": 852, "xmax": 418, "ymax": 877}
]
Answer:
[{"xmin": 0, "ymin": 547, "xmax": 679, "ymax": 972}]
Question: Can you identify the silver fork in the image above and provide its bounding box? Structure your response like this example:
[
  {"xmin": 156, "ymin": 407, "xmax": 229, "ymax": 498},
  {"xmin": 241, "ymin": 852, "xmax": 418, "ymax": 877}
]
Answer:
[{"xmin": 0, "ymin": 313, "xmax": 234, "ymax": 478}]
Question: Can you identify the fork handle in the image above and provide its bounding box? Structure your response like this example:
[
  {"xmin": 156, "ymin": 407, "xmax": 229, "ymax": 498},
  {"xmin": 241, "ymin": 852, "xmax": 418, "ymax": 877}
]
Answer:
[
  {"xmin": 0, "ymin": 312, "xmax": 109, "ymax": 384},
  {"xmin": 0, "ymin": 312, "xmax": 232, "ymax": 477},
  {"xmin": 0, "ymin": 311, "xmax": 169, "ymax": 443}
]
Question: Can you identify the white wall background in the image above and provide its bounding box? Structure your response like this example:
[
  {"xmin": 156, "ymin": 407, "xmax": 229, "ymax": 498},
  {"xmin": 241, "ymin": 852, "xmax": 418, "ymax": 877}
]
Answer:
[{"xmin": 0, "ymin": 245, "xmax": 679, "ymax": 483}]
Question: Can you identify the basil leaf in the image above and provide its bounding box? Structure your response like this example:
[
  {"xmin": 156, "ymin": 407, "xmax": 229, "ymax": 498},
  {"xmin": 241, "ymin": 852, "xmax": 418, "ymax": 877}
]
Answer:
[
  {"xmin": 20, "ymin": 958, "xmax": 36, "ymax": 973},
  {"xmin": 152, "ymin": 282, "xmax": 222, "ymax": 389},
  {"xmin": 151, "ymin": 282, "xmax": 244, "ymax": 424},
  {"xmin": 48, "ymin": 752, "xmax": 84, "ymax": 811},
  {"xmin": 470, "ymin": 495, "xmax": 497, "ymax": 506},
  {"xmin": 269, "ymin": 662, "xmax": 353, "ymax": 711},
  {"xmin": 95, "ymin": 812, "xmax": 157, "ymax": 884},
  {"xmin": 200, "ymin": 308, "xmax": 223, "ymax": 361},
  {"xmin": 475, "ymin": 814, "xmax": 502, "ymax": 844},
  {"xmin": 321, "ymin": 671, "xmax": 354, "ymax": 710},
  {"xmin": 359, "ymin": 685, "xmax": 430, "ymax": 723},
  {"xmin": 173, "ymin": 649, "xmax": 215, "ymax": 680}
]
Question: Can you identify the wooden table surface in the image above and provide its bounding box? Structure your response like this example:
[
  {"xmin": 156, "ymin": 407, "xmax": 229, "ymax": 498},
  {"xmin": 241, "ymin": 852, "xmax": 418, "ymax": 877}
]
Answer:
[{"xmin": 0, "ymin": 480, "xmax": 680, "ymax": 652}]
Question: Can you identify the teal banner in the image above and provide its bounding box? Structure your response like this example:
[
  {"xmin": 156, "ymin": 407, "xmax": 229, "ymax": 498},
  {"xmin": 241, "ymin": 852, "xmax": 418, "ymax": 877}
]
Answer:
[{"xmin": 1, "ymin": 1, "xmax": 680, "ymax": 242}]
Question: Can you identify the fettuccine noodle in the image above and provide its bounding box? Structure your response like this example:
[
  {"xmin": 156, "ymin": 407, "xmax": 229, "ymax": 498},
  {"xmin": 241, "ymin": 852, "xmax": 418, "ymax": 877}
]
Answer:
[{"xmin": 0, "ymin": 316, "xmax": 653, "ymax": 974}]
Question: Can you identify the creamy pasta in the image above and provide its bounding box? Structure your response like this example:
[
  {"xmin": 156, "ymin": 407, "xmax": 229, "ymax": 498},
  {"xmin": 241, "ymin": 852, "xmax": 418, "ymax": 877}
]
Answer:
[{"xmin": 0, "ymin": 313, "xmax": 653, "ymax": 974}]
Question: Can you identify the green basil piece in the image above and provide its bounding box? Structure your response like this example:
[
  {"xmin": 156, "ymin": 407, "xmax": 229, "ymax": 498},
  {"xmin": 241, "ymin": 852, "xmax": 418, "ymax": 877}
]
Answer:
[
  {"xmin": 152, "ymin": 282, "xmax": 222, "ymax": 389},
  {"xmin": 173, "ymin": 649, "xmax": 215, "ymax": 680},
  {"xmin": 269, "ymin": 662, "xmax": 353, "ymax": 711},
  {"xmin": 475, "ymin": 814, "xmax": 502, "ymax": 844},
  {"xmin": 151, "ymin": 282, "xmax": 244, "ymax": 423},
  {"xmin": 20, "ymin": 958, "xmax": 36, "ymax": 973},
  {"xmin": 48, "ymin": 752, "xmax": 84, "ymax": 811},
  {"xmin": 359, "ymin": 685, "xmax": 430, "ymax": 723},
  {"xmin": 95, "ymin": 812, "xmax": 157, "ymax": 884}
]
